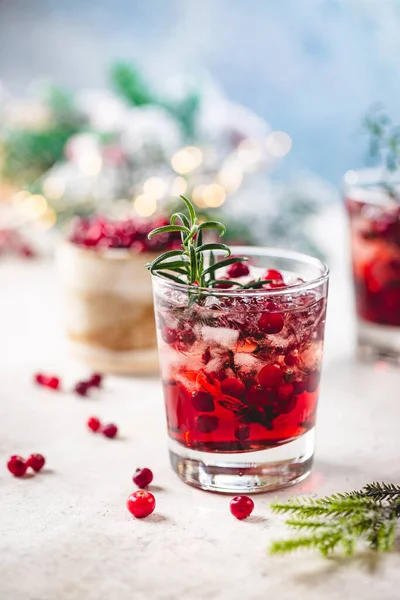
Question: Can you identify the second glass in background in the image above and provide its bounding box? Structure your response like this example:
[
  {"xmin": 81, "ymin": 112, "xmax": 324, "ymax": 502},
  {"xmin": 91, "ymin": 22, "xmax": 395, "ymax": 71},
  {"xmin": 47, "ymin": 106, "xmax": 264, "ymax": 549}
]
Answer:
[{"xmin": 345, "ymin": 168, "xmax": 400, "ymax": 364}]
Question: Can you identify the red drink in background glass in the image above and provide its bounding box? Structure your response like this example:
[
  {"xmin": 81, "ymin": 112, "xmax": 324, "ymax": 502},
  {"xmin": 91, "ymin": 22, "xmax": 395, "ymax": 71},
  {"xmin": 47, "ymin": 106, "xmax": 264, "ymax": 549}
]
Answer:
[
  {"xmin": 152, "ymin": 247, "xmax": 329, "ymax": 493},
  {"xmin": 345, "ymin": 169, "xmax": 400, "ymax": 362}
]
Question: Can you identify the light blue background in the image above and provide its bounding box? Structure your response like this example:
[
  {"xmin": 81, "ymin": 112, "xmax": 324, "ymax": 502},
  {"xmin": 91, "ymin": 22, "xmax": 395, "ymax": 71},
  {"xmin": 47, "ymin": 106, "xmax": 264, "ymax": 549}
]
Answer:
[{"xmin": 1, "ymin": 0, "xmax": 399, "ymax": 184}]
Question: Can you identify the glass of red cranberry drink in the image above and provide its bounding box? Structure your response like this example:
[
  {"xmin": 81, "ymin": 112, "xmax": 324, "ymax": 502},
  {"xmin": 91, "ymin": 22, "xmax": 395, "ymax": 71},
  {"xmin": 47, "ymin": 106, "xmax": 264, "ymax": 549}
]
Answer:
[
  {"xmin": 149, "ymin": 197, "xmax": 329, "ymax": 493},
  {"xmin": 345, "ymin": 168, "xmax": 400, "ymax": 362}
]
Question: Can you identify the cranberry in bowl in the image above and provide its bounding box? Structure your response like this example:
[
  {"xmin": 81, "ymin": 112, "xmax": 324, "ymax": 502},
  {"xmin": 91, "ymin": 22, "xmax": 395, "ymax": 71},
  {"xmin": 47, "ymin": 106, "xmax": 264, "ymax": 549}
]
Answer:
[
  {"xmin": 57, "ymin": 215, "xmax": 180, "ymax": 374},
  {"xmin": 149, "ymin": 197, "xmax": 329, "ymax": 493}
]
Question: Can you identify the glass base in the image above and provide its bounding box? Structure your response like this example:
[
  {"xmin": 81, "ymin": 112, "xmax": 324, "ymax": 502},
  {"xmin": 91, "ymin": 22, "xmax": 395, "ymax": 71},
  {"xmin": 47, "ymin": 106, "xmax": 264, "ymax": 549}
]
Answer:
[
  {"xmin": 169, "ymin": 429, "xmax": 315, "ymax": 494},
  {"xmin": 357, "ymin": 319, "xmax": 400, "ymax": 365}
]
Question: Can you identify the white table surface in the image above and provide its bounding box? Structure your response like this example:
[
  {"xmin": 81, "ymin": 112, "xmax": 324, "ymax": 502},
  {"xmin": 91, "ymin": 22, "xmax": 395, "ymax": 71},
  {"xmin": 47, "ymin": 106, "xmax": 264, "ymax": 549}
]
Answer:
[{"xmin": 1, "ymin": 208, "xmax": 400, "ymax": 600}]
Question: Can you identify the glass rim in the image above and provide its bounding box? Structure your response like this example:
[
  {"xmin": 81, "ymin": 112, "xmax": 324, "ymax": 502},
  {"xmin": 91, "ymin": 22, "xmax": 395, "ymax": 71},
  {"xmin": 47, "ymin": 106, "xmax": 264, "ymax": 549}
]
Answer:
[
  {"xmin": 343, "ymin": 167, "xmax": 400, "ymax": 204},
  {"xmin": 151, "ymin": 246, "xmax": 329, "ymax": 297}
]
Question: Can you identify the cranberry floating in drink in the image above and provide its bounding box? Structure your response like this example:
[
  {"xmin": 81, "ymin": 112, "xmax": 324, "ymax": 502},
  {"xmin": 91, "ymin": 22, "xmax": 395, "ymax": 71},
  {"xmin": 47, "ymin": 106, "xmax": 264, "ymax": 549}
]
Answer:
[
  {"xmin": 149, "ymin": 196, "xmax": 329, "ymax": 493},
  {"xmin": 345, "ymin": 168, "xmax": 400, "ymax": 362}
]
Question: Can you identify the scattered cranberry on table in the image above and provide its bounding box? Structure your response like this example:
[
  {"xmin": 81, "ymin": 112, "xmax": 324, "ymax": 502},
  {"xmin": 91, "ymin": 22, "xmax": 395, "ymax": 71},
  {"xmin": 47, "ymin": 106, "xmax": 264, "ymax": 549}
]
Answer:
[
  {"xmin": 75, "ymin": 381, "xmax": 90, "ymax": 397},
  {"xmin": 74, "ymin": 373, "xmax": 104, "ymax": 397},
  {"xmin": 230, "ymin": 495, "xmax": 255, "ymax": 520},
  {"xmin": 88, "ymin": 373, "xmax": 102, "ymax": 387},
  {"xmin": 34, "ymin": 373, "xmax": 60, "ymax": 391},
  {"xmin": 87, "ymin": 416, "xmax": 101, "ymax": 432},
  {"xmin": 27, "ymin": 453, "xmax": 46, "ymax": 472},
  {"xmin": 7, "ymin": 455, "xmax": 28, "ymax": 477},
  {"xmin": 101, "ymin": 423, "xmax": 118, "ymax": 439},
  {"xmin": 133, "ymin": 468, "xmax": 153, "ymax": 489},
  {"xmin": 126, "ymin": 490, "xmax": 156, "ymax": 519}
]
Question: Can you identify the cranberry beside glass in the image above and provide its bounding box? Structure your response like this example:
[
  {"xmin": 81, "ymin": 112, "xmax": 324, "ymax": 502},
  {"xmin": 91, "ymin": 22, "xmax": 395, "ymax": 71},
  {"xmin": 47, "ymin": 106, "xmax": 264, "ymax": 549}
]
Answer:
[
  {"xmin": 151, "ymin": 247, "xmax": 329, "ymax": 493},
  {"xmin": 345, "ymin": 169, "xmax": 400, "ymax": 362}
]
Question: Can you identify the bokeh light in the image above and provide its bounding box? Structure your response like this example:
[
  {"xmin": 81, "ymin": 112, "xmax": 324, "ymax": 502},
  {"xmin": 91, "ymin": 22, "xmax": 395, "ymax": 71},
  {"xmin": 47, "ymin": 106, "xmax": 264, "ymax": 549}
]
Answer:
[
  {"xmin": 265, "ymin": 131, "xmax": 292, "ymax": 157},
  {"xmin": 134, "ymin": 194, "xmax": 157, "ymax": 217},
  {"xmin": 171, "ymin": 146, "xmax": 203, "ymax": 174}
]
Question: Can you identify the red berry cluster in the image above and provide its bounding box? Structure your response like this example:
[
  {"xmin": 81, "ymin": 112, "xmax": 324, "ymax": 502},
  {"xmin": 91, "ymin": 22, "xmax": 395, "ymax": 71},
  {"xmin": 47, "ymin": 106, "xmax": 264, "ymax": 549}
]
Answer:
[
  {"xmin": 0, "ymin": 228, "xmax": 36, "ymax": 260},
  {"xmin": 127, "ymin": 467, "xmax": 155, "ymax": 519},
  {"xmin": 34, "ymin": 372, "xmax": 103, "ymax": 397},
  {"xmin": 7, "ymin": 453, "xmax": 46, "ymax": 477},
  {"xmin": 87, "ymin": 416, "xmax": 118, "ymax": 439},
  {"xmin": 69, "ymin": 216, "xmax": 181, "ymax": 252},
  {"xmin": 75, "ymin": 373, "xmax": 102, "ymax": 397}
]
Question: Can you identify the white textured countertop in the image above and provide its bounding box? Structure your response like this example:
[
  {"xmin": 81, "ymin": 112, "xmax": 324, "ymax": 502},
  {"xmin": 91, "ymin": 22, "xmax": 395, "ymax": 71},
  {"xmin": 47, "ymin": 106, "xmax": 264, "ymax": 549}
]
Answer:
[{"xmin": 1, "ymin": 209, "xmax": 400, "ymax": 600}]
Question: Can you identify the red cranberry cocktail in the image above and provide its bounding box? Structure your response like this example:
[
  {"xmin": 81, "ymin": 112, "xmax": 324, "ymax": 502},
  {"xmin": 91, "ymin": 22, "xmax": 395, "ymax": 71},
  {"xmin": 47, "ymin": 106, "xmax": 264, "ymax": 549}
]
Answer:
[
  {"xmin": 345, "ymin": 169, "xmax": 400, "ymax": 362},
  {"xmin": 150, "ymin": 204, "xmax": 329, "ymax": 493}
]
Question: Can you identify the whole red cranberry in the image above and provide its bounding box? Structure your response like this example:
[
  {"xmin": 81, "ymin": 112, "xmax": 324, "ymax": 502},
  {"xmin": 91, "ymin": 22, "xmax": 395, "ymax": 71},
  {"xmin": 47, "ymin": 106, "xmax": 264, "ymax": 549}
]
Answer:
[
  {"xmin": 221, "ymin": 377, "xmax": 245, "ymax": 397},
  {"xmin": 258, "ymin": 311, "xmax": 285, "ymax": 334},
  {"xmin": 258, "ymin": 364, "xmax": 283, "ymax": 388},
  {"xmin": 277, "ymin": 383, "xmax": 294, "ymax": 401},
  {"xmin": 264, "ymin": 269, "xmax": 283, "ymax": 282},
  {"xmin": 27, "ymin": 453, "xmax": 46, "ymax": 472},
  {"xmin": 87, "ymin": 416, "xmax": 101, "ymax": 432},
  {"xmin": 278, "ymin": 396, "xmax": 297, "ymax": 414},
  {"xmin": 305, "ymin": 371, "xmax": 321, "ymax": 392},
  {"xmin": 126, "ymin": 490, "xmax": 156, "ymax": 519},
  {"xmin": 161, "ymin": 327, "xmax": 177, "ymax": 344},
  {"xmin": 89, "ymin": 373, "xmax": 102, "ymax": 387},
  {"xmin": 34, "ymin": 373, "xmax": 60, "ymax": 390},
  {"xmin": 226, "ymin": 261, "xmax": 250, "ymax": 278},
  {"xmin": 215, "ymin": 278, "xmax": 233, "ymax": 289},
  {"xmin": 284, "ymin": 352, "xmax": 299, "ymax": 366},
  {"xmin": 292, "ymin": 380, "xmax": 306, "ymax": 395},
  {"xmin": 245, "ymin": 384, "xmax": 272, "ymax": 408},
  {"xmin": 7, "ymin": 455, "xmax": 28, "ymax": 477},
  {"xmin": 195, "ymin": 415, "xmax": 219, "ymax": 433},
  {"xmin": 191, "ymin": 391, "xmax": 215, "ymax": 412},
  {"xmin": 102, "ymin": 423, "xmax": 118, "ymax": 438},
  {"xmin": 230, "ymin": 495, "xmax": 254, "ymax": 520},
  {"xmin": 75, "ymin": 381, "xmax": 90, "ymax": 397},
  {"xmin": 234, "ymin": 423, "xmax": 250, "ymax": 441},
  {"xmin": 133, "ymin": 468, "xmax": 153, "ymax": 489},
  {"xmin": 269, "ymin": 282, "xmax": 287, "ymax": 289}
]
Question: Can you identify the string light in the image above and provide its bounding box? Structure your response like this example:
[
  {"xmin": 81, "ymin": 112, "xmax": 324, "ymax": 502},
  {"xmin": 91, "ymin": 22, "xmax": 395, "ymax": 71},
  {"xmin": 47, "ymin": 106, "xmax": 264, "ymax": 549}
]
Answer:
[
  {"xmin": 236, "ymin": 139, "xmax": 262, "ymax": 171},
  {"xmin": 170, "ymin": 176, "xmax": 187, "ymax": 196},
  {"xmin": 143, "ymin": 177, "xmax": 166, "ymax": 200},
  {"xmin": 344, "ymin": 170, "xmax": 358, "ymax": 185},
  {"xmin": 39, "ymin": 207, "xmax": 57, "ymax": 229},
  {"xmin": 23, "ymin": 195, "xmax": 48, "ymax": 219},
  {"xmin": 42, "ymin": 176, "xmax": 66, "ymax": 200},
  {"xmin": 218, "ymin": 161, "xmax": 243, "ymax": 193},
  {"xmin": 77, "ymin": 154, "xmax": 102, "ymax": 176},
  {"xmin": 265, "ymin": 131, "xmax": 292, "ymax": 157},
  {"xmin": 171, "ymin": 146, "xmax": 203, "ymax": 174},
  {"xmin": 134, "ymin": 194, "xmax": 157, "ymax": 217},
  {"xmin": 192, "ymin": 185, "xmax": 207, "ymax": 208},
  {"xmin": 11, "ymin": 190, "xmax": 30, "ymax": 205},
  {"xmin": 203, "ymin": 184, "xmax": 226, "ymax": 208}
]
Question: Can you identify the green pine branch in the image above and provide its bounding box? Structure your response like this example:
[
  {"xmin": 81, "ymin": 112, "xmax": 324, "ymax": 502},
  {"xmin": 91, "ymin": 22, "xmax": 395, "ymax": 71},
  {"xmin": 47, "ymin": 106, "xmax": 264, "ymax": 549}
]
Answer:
[{"xmin": 270, "ymin": 482, "xmax": 400, "ymax": 557}]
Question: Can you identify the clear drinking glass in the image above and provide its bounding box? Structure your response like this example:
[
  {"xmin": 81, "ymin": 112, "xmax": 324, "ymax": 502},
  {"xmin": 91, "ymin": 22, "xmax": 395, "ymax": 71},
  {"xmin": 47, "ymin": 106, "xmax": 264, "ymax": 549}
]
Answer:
[
  {"xmin": 152, "ymin": 247, "xmax": 329, "ymax": 493},
  {"xmin": 345, "ymin": 168, "xmax": 400, "ymax": 363}
]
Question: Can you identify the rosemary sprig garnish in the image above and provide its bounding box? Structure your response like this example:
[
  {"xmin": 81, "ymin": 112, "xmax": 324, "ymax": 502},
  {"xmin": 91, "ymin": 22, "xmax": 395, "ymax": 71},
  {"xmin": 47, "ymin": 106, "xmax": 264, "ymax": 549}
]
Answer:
[
  {"xmin": 147, "ymin": 195, "xmax": 251, "ymax": 288},
  {"xmin": 269, "ymin": 482, "xmax": 400, "ymax": 557}
]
